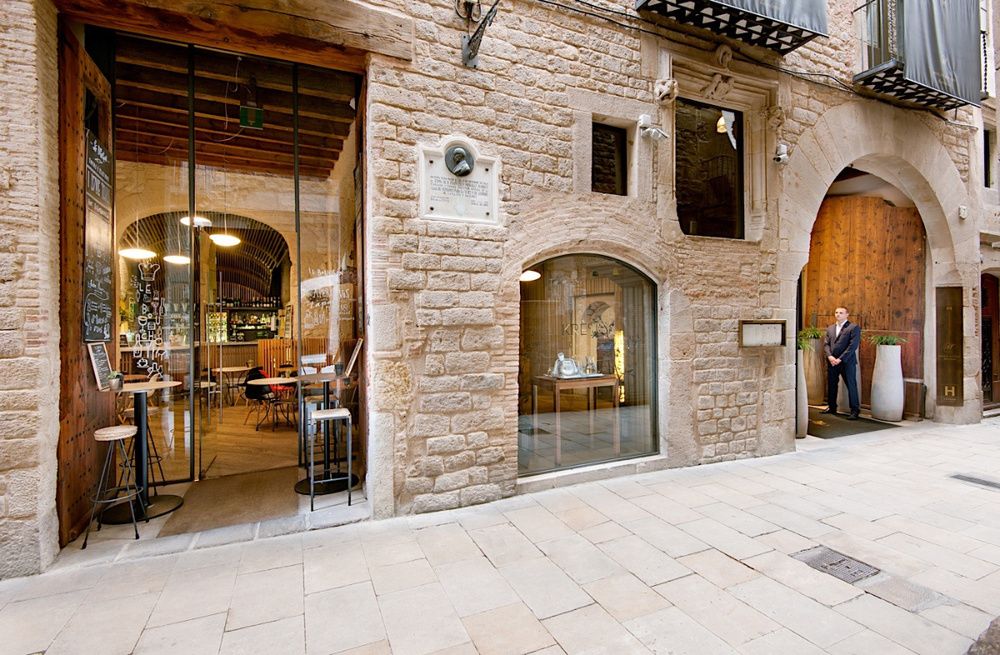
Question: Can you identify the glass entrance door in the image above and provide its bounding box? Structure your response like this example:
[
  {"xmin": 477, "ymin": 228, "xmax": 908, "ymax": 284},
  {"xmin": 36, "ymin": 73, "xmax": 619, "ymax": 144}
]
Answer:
[{"xmin": 111, "ymin": 32, "xmax": 364, "ymax": 489}]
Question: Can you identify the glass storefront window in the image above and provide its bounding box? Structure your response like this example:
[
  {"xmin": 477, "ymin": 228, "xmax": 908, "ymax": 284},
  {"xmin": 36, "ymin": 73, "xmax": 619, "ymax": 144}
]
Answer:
[{"xmin": 518, "ymin": 255, "xmax": 657, "ymax": 475}]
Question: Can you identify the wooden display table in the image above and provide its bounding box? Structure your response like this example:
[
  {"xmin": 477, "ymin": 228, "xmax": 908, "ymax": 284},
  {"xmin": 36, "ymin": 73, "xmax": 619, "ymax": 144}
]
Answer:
[{"xmin": 531, "ymin": 374, "xmax": 620, "ymax": 467}]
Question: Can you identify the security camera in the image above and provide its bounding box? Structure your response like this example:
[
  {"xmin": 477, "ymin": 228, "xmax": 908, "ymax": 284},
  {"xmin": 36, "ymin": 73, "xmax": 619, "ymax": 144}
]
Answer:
[
  {"xmin": 773, "ymin": 143, "xmax": 789, "ymax": 164},
  {"xmin": 638, "ymin": 114, "xmax": 669, "ymax": 141}
]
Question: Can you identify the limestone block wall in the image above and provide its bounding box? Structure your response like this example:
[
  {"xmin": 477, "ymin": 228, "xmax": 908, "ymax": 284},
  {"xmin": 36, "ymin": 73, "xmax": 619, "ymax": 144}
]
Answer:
[
  {"xmin": 364, "ymin": 0, "xmax": 986, "ymax": 514},
  {"xmin": 0, "ymin": 0, "xmax": 61, "ymax": 577}
]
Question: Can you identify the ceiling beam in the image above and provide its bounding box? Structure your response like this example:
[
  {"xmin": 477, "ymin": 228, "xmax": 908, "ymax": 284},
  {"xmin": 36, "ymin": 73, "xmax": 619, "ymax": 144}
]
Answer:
[
  {"xmin": 115, "ymin": 35, "xmax": 357, "ymax": 103},
  {"xmin": 54, "ymin": 0, "xmax": 413, "ymax": 72}
]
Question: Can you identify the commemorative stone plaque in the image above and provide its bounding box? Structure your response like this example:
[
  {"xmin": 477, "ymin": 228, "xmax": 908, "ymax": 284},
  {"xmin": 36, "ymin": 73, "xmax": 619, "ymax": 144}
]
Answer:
[{"xmin": 419, "ymin": 137, "xmax": 499, "ymax": 224}]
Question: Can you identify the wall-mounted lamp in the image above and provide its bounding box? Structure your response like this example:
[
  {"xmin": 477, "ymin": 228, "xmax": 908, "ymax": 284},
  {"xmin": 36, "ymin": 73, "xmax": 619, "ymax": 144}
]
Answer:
[
  {"xmin": 519, "ymin": 270, "xmax": 541, "ymax": 282},
  {"xmin": 773, "ymin": 143, "xmax": 790, "ymax": 164},
  {"xmin": 638, "ymin": 114, "xmax": 669, "ymax": 141}
]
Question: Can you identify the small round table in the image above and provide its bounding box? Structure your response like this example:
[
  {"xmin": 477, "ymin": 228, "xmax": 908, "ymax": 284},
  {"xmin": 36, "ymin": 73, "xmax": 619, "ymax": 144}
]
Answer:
[
  {"xmin": 247, "ymin": 377, "xmax": 297, "ymax": 430},
  {"xmin": 213, "ymin": 366, "xmax": 250, "ymax": 406},
  {"xmin": 102, "ymin": 380, "xmax": 184, "ymax": 524},
  {"xmin": 295, "ymin": 372, "xmax": 357, "ymax": 496}
]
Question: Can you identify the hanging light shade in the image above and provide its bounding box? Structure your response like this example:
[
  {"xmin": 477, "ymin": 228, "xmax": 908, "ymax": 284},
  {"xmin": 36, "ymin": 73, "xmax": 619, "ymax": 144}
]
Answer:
[
  {"xmin": 209, "ymin": 232, "xmax": 241, "ymax": 247},
  {"xmin": 519, "ymin": 270, "xmax": 541, "ymax": 282},
  {"xmin": 163, "ymin": 254, "xmax": 191, "ymax": 265},
  {"xmin": 120, "ymin": 246, "xmax": 156, "ymax": 260},
  {"xmin": 180, "ymin": 215, "xmax": 212, "ymax": 227}
]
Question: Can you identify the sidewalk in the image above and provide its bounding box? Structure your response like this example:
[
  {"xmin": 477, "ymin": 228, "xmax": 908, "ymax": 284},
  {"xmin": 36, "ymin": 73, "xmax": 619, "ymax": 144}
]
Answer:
[{"xmin": 2, "ymin": 419, "xmax": 999, "ymax": 655}]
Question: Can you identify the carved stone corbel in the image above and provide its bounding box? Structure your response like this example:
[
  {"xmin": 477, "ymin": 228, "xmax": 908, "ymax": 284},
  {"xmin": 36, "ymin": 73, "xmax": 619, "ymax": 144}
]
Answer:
[
  {"xmin": 766, "ymin": 106, "xmax": 785, "ymax": 131},
  {"xmin": 654, "ymin": 78, "xmax": 679, "ymax": 105},
  {"xmin": 714, "ymin": 44, "xmax": 733, "ymax": 69},
  {"xmin": 703, "ymin": 73, "xmax": 734, "ymax": 101}
]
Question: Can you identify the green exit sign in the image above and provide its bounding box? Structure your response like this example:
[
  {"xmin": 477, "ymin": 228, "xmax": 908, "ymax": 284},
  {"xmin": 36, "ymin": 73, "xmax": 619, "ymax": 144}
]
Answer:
[{"xmin": 240, "ymin": 105, "xmax": 263, "ymax": 129}]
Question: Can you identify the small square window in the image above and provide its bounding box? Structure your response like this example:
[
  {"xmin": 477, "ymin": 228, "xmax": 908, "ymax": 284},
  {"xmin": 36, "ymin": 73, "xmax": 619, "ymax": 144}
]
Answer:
[
  {"xmin": 592, "ymin": 123, "xmax": 628, "ymax": 196},
  {"xmin": 675, "ymin": 98, "xmax": 744, "ymax": 239}
]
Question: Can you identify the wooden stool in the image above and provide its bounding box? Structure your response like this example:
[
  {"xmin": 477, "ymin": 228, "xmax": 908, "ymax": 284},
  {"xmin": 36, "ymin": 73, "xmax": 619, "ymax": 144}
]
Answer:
[
  {"xmin": 310, "ymin": 407, "xmax": 353, "ymax": 510},
  {"xmin": 82, "ymin": 425, "xmax": 142, "ymax": 549}
]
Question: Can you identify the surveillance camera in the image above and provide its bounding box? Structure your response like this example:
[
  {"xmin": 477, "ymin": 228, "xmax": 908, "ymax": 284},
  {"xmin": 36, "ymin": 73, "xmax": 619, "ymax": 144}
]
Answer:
[
  {"xmin": 638, "ymin": 114, "xmax": 669, "ymax": 141},
  {"xmin": 773, "ymin": 143, "xmax": 789, "ymax": 164}
]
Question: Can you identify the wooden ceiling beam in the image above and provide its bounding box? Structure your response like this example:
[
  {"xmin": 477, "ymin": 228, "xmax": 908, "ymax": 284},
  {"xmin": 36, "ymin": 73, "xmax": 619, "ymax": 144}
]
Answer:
[
  {"xmin": 54, "ymin": 0, "xmax": 412, "ymax": 72},
  {"xmin": 115, "ymin": 116, "xmax": 341, "ymax": 162},
  {"xmin": 116, "ymin": 86, "xmax": 351, "ymax": 138},
  {"xmin": 115, "ymin": 62, "xmax": 356, "ymax": 123},
  {"xmin": 115, "ymin": 35, "xmax": 357, "ymax": 103},
  {"xmin": 115, "ymin": 133, "xmax": 337, "ymax": 170},
  {"xmin": 118, "ymin": 108, "xmax": 344, "ymax": 151},
  {"xmin": 117, "ymin": 149, "xmax": 332, "ymax": 179}
]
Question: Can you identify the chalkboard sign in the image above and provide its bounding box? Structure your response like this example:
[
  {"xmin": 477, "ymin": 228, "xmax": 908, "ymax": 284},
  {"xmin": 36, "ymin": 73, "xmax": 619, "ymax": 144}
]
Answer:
[
  {"xmin": 83, "ymin": 132, "xmax": 113, "ymax": 342},
  {"xmin": 87, "ymin": 341, "xmax": 113, "ymax": 392}
]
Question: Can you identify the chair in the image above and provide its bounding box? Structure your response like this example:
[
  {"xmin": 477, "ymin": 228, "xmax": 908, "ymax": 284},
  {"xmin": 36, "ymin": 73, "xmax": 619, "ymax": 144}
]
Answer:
[
  {"xmin": 82, "ymin": 425, "xmax": 142, "ymax": 549},
  {"xmin": 309, "ymin": 407, "xmax": 353, "ymax": 510},
  {"xmin": 243, "ymin": 367, "xmax": 274, "ymax": 429}
]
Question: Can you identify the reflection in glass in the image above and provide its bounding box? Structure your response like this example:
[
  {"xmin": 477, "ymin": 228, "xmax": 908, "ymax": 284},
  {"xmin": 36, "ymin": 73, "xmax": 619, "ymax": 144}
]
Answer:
[{"xmin": 518, "ymin": 255, "xmax": 657, "ymax": 475}]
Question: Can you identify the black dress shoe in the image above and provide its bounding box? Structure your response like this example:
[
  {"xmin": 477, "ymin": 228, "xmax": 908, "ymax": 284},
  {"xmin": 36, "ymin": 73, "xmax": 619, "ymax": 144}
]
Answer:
[
  {"xmin": 820, "ymin": 408, "xmax": 837, "ymax": 415},
  {"xmin": 846, "ymin": 414, "xmax": 859, "ymax": 420}
]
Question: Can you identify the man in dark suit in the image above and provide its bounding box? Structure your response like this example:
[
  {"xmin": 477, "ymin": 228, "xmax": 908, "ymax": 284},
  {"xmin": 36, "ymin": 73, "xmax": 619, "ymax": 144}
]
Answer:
[{"xmin": 822, "ymin": 306, "xmax": 861, "ymax": 419}]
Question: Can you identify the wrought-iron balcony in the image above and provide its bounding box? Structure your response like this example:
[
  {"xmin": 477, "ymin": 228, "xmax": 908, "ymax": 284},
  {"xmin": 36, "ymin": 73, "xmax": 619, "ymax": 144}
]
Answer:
[
  {"xmin": 635, "ymin": 0, "xmax": 828, "ymax": 55},
  {"xmin": 854, "ymin": 0, "xmax": 981, "ymax": 110}
]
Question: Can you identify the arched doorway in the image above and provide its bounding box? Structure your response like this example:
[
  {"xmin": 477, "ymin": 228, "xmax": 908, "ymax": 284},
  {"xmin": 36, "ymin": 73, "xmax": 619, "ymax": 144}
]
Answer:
[
  {"xmin": 518, "ymin": 254, "xmax": 657, "ymax": 475},
  {"xmin": 802, "ymin": 169, "xmax": 928, "ymax": 420}
]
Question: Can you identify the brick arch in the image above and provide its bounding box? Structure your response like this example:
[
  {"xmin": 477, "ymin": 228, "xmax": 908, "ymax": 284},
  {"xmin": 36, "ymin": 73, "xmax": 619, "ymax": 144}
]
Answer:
[{"xmin": 779, "ymin": 101, "xmax": 963, "ymax": 283}]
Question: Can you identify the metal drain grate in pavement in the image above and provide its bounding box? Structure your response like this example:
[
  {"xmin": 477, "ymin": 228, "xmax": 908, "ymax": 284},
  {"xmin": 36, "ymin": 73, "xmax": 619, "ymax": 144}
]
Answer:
[
  {"xmin": 951, "ymin": 474, "xmax": 1000, "ymax": 491},
  {"xmin": 792, "ymin": 546, "xmax": 880, "ymax": 584}
]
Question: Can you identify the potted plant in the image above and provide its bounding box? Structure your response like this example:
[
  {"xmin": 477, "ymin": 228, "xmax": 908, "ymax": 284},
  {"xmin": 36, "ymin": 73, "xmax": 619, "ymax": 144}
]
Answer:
[
  {"xmin": 869, "ymin": 334, "xmax": 907, "ymax": 421},
  {"xmin": 798, "ymin": 327, "xmax": 825, "ymax": 405},
  {"xmin": 107, "ymin": 370, "xmax": 124, "ymax": 392},
  {"xmin": 794, "ymin": 331, "xmax": 814, "ymax": 438}
]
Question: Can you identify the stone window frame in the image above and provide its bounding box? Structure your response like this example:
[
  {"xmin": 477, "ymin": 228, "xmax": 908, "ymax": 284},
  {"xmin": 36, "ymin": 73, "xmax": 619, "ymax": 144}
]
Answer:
[
  {"xmin": 665, "ymin": 49, "xmax": 778, "ymax": 242},
  {"xmin": 570, "ymin": 89, "xmax": 656, "ymax": 202}
]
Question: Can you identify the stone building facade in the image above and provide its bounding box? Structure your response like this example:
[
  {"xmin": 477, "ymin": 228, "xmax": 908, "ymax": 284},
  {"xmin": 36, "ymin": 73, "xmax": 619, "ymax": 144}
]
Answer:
[{"xmin": 1, "ymin": 0, "xmax": 996, "ymax": 576}]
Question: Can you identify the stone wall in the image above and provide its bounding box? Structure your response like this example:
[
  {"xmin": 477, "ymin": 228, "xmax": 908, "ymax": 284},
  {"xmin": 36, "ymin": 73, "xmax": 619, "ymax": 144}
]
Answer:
[
  {"xmin": 364, "ymin": 0, "xmax": 985, "ymax": 514},
  {"xmin": 0, "ymin": 0, "xmax": 61, "ymax": 577}
]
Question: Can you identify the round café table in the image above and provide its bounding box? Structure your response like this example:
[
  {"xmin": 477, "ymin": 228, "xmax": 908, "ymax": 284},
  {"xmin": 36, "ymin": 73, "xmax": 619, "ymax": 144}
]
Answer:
[
  {"xmin": 102, "ymin": 380, "xmax": 184, "ymax": 524},
  {"xmin": 294, "ymin": 372, "xmax": 357, "ymax": 496},
  {"xmin": 247, "ymin": 377, "xmax": 297, "ymax": 430},
  {"xmin": 213, "ymin": 366, "xmax": 251, "ymax": 406}
]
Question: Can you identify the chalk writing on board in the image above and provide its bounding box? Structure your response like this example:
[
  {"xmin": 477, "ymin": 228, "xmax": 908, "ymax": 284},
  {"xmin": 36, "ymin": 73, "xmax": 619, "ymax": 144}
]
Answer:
[
  {"xmin": 131, "ymin": 261, "xmax": 165, "ymax": 377},
  {"xmin": 87, "ymin": 342, "xmax": 112, "ymax": 392},
  {"xmin": 83, "ymin": 132, "xmax": 113, "ymax": 342}
]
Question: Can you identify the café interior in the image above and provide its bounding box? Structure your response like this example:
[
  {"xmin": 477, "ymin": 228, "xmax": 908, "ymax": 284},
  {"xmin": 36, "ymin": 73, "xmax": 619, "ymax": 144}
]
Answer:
[{"xmin": 91, "ymin": 30, "xmax": 366, "ymax": 539}]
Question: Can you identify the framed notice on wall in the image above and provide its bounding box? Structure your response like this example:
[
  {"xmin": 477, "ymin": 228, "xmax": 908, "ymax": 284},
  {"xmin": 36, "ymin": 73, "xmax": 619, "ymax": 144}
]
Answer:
[
  {"xmin": 82, "ymin": 131, "xmax": 113, "ymax": 342},
  {"xmin": 738, "ymin": 320, "xmax": 786, "ymax": 347},
  {"xmin": 87, "ymin": 342, "xmax": 113, "ymax": 392}
]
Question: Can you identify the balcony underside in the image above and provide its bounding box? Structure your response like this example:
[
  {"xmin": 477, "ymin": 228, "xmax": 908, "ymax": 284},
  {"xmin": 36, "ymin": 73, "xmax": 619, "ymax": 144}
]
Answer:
[
  {"xmin": 853, "ymin": 60, "xmax": 969, "ymax": 111},
  {"xmin": 635, "ymin": 0, "xmax": 823, "ymax": 54}
]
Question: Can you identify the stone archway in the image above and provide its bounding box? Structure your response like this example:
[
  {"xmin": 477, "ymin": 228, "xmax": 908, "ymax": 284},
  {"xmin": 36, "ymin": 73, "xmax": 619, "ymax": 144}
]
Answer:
[{"xmin": 780, "ymin": 101, "xmax": 982, "ymax": 422}]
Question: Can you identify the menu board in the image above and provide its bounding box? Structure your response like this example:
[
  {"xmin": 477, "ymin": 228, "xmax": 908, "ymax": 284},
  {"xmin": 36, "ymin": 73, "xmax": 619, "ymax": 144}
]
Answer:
[
  {"xmin": 83, "ymin": 132, "xmax": 113, "ymax": 342},
  {"xmin": 87, "ymin": 342, "xmax": 113, "ymax": 392}
]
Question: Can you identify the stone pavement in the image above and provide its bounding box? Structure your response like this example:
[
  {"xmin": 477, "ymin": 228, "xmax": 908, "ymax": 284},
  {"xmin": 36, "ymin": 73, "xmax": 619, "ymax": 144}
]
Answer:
[{"xmin": 2, "ymin": 419, "xmax": 999, "ymax": 655}]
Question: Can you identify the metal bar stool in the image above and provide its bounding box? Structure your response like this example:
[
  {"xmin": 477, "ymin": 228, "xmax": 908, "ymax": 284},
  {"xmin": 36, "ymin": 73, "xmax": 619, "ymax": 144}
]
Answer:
[
  {"xmin": 82, "ymin": 425, "xmax": 142, "ymax": 549},
  {"xmin": 309, "ymin": 408, "xmax": 353, "ymax": 511}
]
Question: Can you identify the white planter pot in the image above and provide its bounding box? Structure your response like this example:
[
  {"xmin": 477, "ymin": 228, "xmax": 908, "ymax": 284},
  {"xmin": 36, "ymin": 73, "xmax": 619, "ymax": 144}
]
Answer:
[
  {"xmin": 803, "ymin": 338, "xmax": 825, "ymax": 404},
  {"xmin": 796, "ymin": 350, "xmax": 808, "ymax": 438},
  {"xmin": 871, "ymin": 344, "xmax": 904, "ymax": 421}
]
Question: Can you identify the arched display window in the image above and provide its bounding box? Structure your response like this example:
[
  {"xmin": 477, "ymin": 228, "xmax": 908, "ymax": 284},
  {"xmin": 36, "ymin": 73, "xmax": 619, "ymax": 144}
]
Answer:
[{"xmin": 518, "ymin": 254, "xmax": 658, "ymax": 475}]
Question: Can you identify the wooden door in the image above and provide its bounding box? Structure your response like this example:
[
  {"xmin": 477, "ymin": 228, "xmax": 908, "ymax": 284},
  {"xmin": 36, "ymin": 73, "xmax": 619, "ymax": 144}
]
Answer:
[
  {"xmin": 57, "ymin": 22, "xmax": 115, "ymax": 546},
  {"xmin": 982, "ymin": 274, "xmax": 999, "ymax": 405},
  {"xmin": 804, "ymin": 196, "xmax": 926, "ymax": 415}
]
